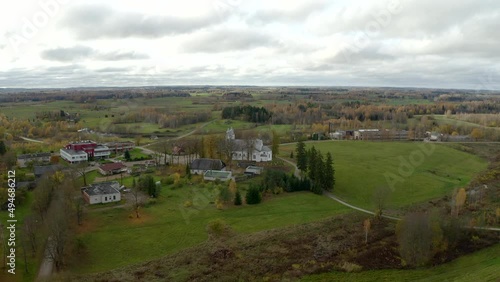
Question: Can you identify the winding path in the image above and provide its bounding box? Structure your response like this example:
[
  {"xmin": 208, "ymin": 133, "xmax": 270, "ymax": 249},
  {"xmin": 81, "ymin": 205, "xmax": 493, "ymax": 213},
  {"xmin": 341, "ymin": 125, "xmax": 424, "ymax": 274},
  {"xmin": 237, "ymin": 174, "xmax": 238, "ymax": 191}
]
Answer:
[{"xmin": 278, "ymin": 153, "xmax": 500, "ymax": 229}]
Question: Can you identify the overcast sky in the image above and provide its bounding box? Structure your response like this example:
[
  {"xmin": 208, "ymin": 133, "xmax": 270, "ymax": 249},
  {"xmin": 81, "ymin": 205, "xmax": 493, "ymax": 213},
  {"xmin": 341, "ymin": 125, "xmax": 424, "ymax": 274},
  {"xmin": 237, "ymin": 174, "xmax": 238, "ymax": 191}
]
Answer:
[{"xmin": 0, "ymin": 0, "xmax": 499, "ymax": 89}]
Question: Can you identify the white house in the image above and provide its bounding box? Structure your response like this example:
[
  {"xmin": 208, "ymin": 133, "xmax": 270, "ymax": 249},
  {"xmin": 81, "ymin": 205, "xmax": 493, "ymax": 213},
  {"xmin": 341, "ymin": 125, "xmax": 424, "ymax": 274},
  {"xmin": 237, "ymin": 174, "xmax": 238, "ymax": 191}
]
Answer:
[
  {"xmin": 226, "ymin": 128, "xmax": 273, "ymax": 162},
  {"xmin": 81, "ymin": 181, "xmax": 121, "ymax": 205}
]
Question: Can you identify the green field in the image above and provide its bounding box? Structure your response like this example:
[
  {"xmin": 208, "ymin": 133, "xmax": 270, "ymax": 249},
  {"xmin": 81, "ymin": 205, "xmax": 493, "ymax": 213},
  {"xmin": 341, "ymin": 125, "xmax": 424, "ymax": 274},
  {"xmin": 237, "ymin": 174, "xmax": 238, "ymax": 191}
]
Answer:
[
  {"xmin": 72, "ymin": 188, "xmax": 350, "ymax": 274},
  {"xmin": 302, "ymin": 243, "xmax": 500, "ymax": 282},
  {"xmin": 281, "ymin": 141, "xmax": 488, "ymax": 210}
]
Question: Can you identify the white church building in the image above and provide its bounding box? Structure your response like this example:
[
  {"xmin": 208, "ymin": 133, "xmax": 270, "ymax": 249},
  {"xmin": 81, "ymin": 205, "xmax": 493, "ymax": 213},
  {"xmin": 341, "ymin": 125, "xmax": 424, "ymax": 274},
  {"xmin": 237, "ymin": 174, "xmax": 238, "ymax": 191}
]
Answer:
[{"xmin": 226, "ymin": 128, "xmax": 273, "ymax": 162}]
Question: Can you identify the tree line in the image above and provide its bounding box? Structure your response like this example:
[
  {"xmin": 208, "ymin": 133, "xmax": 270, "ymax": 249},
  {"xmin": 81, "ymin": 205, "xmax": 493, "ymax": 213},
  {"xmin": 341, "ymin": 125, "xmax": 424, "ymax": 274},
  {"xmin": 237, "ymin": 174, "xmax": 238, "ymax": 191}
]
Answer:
[{"xmin": 221, "ymin": 105, "xmax": 271, "ymax": 123}]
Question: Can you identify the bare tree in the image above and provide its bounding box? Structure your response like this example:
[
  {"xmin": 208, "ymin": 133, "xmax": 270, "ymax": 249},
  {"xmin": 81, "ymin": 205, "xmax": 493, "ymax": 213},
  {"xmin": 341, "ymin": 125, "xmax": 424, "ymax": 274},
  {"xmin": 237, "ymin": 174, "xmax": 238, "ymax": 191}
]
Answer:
[
  {"xmin": 45, "ymin": 197, "xmax": 70, "ymax": 271},
  {"xmin": 373, "ymin": 186, "xmax": 392, "ymax": 218},
  {"xmin": 131, "ymin": 178, "xmax": 143, "ymax": 218},
  {"xmin": 23, "ymin": 215, "xmax": 38, "ymax": 256}
]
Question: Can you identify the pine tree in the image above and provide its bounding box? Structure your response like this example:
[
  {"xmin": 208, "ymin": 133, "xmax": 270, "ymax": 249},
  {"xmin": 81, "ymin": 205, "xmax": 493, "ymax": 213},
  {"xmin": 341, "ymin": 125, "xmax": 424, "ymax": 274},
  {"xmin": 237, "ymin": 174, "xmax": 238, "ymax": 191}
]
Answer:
[
  {"xmin": 186, "ymin": 164, "xmax": 191, "ymax": 179},
  {"xmin": 296, "ymin": 140, "xmax": 307, "ymax": 172},
  {"xmin": 0, "ymin": 140, "xmax": 6, "ymax": 155},
  {"xmin": 234, "ymin": 190, "xmax": 242, "ymax": 206},
  {"xmin": 245, "ymin": 184, "xmax": 262, "ymax": 205},
  {"xmin": 324, "ymin": 152, "xmax": 335, "ymax": 191},
  {"xmin": 308, "ymin": 146, "xmax": 318, "ymax": 181},
  {"xmin": 124, "ymin": 150, "xmax": 131, "ymax": 161}
]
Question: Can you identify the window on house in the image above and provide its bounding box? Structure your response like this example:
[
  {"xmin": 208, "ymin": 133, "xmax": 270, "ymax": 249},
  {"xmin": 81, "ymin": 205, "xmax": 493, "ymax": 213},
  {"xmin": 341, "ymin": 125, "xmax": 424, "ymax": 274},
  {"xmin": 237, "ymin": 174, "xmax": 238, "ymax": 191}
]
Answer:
[
  {"xmin": 113, "ymin": 196, "xmax": 116, "ymax": 200},
  {"xmin": 104, "ymin": 197, "xmax": 107, "ymax": 201}
]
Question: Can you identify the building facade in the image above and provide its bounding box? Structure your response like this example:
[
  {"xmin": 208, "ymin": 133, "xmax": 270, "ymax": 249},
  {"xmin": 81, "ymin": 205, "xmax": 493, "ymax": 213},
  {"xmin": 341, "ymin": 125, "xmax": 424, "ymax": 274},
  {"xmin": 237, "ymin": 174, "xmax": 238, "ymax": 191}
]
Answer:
[
  {"xmin": 226, "ymin": 128, "xmax": 273, "ymax": 162},
  {"xmin": 60, "ymin": 140, "xmax": 110, "ymax": 163}
]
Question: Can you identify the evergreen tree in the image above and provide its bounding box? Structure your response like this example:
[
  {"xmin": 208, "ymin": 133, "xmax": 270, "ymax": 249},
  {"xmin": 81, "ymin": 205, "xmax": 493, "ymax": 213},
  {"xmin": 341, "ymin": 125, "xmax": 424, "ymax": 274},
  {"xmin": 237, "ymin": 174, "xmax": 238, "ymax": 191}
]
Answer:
[
  {"xmin": 307, "ymin": 146, "xmax": 318, "ymax": 181},
  {"xmin": 324, "ymin": 152, "xmax": 335, "ymax": 191},
  {"xmin": 234, "ymin": 190, "xmax": 242, "ymax": 206},
  {"xmin": 186, "ymin": 164, "xmax": 191, "ymax": 179},
  {"xmin": 315, "ymin": 153, "xmax": 325, "ymax": 189},
  {"xmin": 245, "ymin": 184, "xmax": 262, "ymax": 205},
  {"xmin": 296, "ymin": 140, "xmax": 307, "ymax": 172},
  {"xmin": 124, "ymin": 150, "xmax": 131, "ymax": 161},
  {"xmin": 290, "ymin": 151, "xmax": 294, "ymax": 159},
  {"xmin": 0, "ymin": 140, "xmax": 6, "ymax": 155}
]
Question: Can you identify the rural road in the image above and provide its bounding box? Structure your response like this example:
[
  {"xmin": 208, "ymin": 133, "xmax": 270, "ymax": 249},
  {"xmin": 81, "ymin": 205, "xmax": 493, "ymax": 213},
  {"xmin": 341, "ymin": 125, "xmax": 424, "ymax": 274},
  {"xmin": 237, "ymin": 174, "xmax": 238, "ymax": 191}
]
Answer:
[
  {"xmin": 37, "ymin": 237, "xmax": 54, "ymax": 281},
  {"xmin": 278, "ymin": 146, "xmax": 500, "ymax": 231},
  {"xmin": 278, "ymin": 156, "xmax": 400, "ymax": 220},
  {"xmin": 20, "ymin": 136, "xmax": 45, "ymax": 143}
]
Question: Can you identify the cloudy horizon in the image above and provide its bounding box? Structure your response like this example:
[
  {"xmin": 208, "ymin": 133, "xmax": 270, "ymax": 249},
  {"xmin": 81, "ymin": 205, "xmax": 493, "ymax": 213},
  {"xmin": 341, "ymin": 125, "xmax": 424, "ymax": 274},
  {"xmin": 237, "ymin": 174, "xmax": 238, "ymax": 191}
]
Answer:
[{"xmin": 0, "ymin": 0, "xmax": 499, "ymax": 90}]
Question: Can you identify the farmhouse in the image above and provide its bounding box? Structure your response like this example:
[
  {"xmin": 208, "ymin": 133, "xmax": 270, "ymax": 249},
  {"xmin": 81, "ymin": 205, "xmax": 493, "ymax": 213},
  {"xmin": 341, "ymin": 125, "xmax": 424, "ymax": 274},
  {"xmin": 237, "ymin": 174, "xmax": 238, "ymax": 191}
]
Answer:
[
  {"xmin": 204, "ymin": 170, "xmax": 232, "ymax": 182},
  {"xmin": 81, "ymin": 181, "xmax": 121, "ymax": 205},
  {"xmin": 190, "ymin": 158, "xmax": 226, "ymax": 175},
  {"xmin": 98, "ymin": 162, "xmax": 128, "ymax": 176},
  {"xmin": 226, "ymin": 128, "xmax": 273, "ymax": 162},
  {"xmin": 17, "ymin": 152, "xmax": 51, "ymax": 168}
]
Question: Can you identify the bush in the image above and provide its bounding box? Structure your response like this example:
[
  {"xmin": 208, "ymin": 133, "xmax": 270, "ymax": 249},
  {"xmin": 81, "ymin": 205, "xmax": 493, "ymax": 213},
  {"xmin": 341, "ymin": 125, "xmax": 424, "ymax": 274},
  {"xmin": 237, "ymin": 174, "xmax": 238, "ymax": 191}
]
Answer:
[
  {"xmin": 162, "ymin": 176, "xmax": 175, "ymax": 185},
  {"xmin": 206, "ymin": 219, "xmax": 233, "ymax": 240}
]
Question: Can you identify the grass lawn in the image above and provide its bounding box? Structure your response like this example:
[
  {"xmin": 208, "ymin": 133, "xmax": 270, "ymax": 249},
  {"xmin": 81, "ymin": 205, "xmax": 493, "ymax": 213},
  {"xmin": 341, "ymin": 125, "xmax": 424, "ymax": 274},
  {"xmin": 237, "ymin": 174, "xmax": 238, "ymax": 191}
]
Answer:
[
  {"xmin": 71, "ymin": 188, "xmax": 350, "ymax": 274},
  {"xmin": 280, "ymin": 141, "xmax": 488, "ymax": 210},
  {"xmin": 302, "ymin": 243, "xmax": 500, "ymax": 282}
]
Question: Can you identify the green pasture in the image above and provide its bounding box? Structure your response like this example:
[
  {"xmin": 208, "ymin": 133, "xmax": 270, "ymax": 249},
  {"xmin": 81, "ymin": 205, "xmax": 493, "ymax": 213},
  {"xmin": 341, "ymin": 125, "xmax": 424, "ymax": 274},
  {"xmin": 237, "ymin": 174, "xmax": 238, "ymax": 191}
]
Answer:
[{"xmin": 280, "ymin": 141, "xmax": 487, "ymax": 210}]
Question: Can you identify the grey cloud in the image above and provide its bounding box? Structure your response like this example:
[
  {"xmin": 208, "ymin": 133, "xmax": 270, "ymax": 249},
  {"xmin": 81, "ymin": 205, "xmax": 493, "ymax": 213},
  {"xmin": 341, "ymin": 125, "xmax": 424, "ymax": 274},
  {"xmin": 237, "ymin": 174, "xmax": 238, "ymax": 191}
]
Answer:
[
  {"xmin": 250, "ymin": 0, "xmax": 327, "ymax": 23},
  {"xmin": 60, "ymin": 5, "xmax": 227, "ymax": 39},
  {"xmin": 41, "ymin": 46, "xmax": 149, "ymax": 62},
  {"xmin": 182, "ymin": 29, "xmax": 280, "ymax": 53}
]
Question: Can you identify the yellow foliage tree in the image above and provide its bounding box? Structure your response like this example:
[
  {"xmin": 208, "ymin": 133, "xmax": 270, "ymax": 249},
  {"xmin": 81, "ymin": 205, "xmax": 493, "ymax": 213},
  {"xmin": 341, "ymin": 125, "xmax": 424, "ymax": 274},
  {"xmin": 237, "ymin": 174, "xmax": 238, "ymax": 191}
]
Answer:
[
  {"xmin": 363, "ymin": 219, "xmax": 371, "ymax": 244},
  {"xmin": 455, "ymin": 188, "xmax": 466, "ymax": 216}
]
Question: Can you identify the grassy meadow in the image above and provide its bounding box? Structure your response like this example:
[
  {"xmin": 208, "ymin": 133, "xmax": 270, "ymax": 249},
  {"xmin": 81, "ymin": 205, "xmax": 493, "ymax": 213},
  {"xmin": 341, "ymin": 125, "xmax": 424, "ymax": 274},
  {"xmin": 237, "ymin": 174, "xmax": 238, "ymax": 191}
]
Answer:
[
  {"xmin": 280, "ymin": 141, "xmax": 488, "ymax": 210},
  {"xmin": 71, "ymin": 187, "xmax": 350, "ymax": 274}
]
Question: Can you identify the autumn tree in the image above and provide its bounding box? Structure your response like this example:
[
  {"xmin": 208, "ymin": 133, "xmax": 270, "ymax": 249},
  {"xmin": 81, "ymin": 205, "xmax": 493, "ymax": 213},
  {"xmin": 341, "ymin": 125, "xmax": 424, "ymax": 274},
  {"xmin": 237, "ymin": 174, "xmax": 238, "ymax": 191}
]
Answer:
[
  {"xmin": 454, "ymin": 188, "xmax": 466, "ymax": 217},
  {"xmin": 396, "ymin": 212, "xmax": 445, "ymax": 267},
  {"xmin": 470, "ymin": 128, "xmax": 484, "ymax": 141}
]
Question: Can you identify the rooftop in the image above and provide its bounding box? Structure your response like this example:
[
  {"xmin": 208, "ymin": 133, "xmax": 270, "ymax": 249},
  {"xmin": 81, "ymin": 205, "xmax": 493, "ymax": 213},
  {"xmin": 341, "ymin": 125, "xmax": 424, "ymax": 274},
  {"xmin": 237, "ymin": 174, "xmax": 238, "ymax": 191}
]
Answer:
[
  {"xmin": 18, "ymin": 152, "xmax": 51, "ymax": 160},
  {"xmin": 60, "ymin": 148, "xmax": 87, "ymax": 156},
  {"xmin": 100, "ymin": 162, "xmax": 127, "ymax": 171},
  {"xmin": 82, "ymin": 181, "xmax": 121, "ymax": 196},
  {"xmin": 191, "ymin": 158, "xmax": 226, "ymax": 171}
]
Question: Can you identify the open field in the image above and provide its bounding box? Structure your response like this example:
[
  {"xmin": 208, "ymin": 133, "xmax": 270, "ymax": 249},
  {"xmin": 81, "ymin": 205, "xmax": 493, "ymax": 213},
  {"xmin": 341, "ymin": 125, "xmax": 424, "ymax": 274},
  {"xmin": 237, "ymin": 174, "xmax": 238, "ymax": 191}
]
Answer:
[
  {"xmin": 71, "ymin": 187, "xmax": 350, "ymax": 274},
  {"xmin": 280, "ymin": 141, "xmax": 488, "ymax": 211},
  {"xmin": 302, "ymin": 243, "xmax": 500, "ymax": 282}
]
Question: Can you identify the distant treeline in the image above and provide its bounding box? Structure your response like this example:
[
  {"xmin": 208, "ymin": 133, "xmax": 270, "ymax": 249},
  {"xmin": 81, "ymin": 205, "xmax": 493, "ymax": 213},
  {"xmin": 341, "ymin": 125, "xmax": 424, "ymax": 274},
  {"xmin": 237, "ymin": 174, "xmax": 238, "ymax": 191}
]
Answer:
[{"xmin": 222, "ymin": 105, "xmax": 271, "ymax": 123}]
